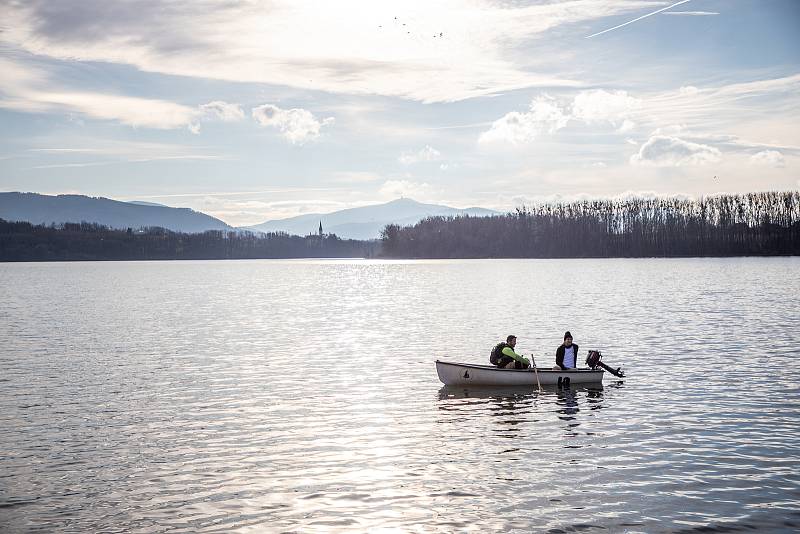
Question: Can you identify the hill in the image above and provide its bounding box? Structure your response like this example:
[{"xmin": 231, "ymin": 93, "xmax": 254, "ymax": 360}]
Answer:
[
  {"xmin": 244, "ymin": 198, "xmax": 500, "ymax": 239},
  {"xmin": 0, "ymin": 192, "xmax": 232, "ymax": 233}
]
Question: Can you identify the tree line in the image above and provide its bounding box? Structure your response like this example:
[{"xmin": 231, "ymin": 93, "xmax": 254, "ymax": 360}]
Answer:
[
  {"xmin": 0, "ymin": 220, "xmax": 377, "ymax": 261},
  {"xmin": 4, "ymin": 191, "xmax": 799, "ymax": 261},
  {"xmin": 380, "ymin": 191, "xmax": 800, "ymax": 258}
]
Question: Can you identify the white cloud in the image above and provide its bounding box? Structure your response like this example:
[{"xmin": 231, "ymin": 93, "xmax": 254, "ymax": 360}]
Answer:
[
  {"xmin": 630, "ymin": 135, "xmax": 722, "ymax": 166},
  {"xmin": 0, "ymin": 1, "xmax": 658, "ymax": 103},
  {"xmin": 571, "ymin": 89, "xmax": 641, "ymax": 126},
  {"xmin": 20, "ymin": 139, "xmax": 226, "ymax": 171},
  {"xmin": 509, "ymin": 190, "xmax": 696, "ymax": 209},
  {"xmin": 379, "ymin": 179, "xmax": 438, "ymax": 200},
  {"xmin": 27, "ymin": 139, "xmax": 221, "ymax": 160},
  {"xmin": 481, "ymin": 88, "xmax": 642, "ymax": 145},
  {"xmin": 0, "ymin": 57, "xmax": 232, "ymax": 131},
  {"xmin": 200, "ymin": 101, "xmax": 244, "ymax": 122},
  {"xmin": 479, "ymin": 95, "xmax": 569, "ymax": 145},
  {"xmin": 662, "ymin": 11, "xmax": 720, "ymax": 16},
  {"xmin": 679, "ymin": 85, "xmax": 699, "ymax": 96},
  {"xmin": 252, "ymin": 104, "xmax": 334, "ymax": 144},
  {"xmin": 331, "ymin": 171, "xmax": 381, "ymax": 183},
  {"xmin": 749, "ymin": 150, "xmax": 785, "ymax": 168},
  {"xmin": 651, "ymin": 124, "xmax": 686, "ymax": 136},
  {"xmin": 399, "ymin": 145, "xmax": 442, "ymax": 165},
  {"xmin": 4, "ymin": 86, "xmax": 201, "ymax": 130},
  {"xmin": 30, "ymin": 154, "xmax": 223, "ymax": 169}
]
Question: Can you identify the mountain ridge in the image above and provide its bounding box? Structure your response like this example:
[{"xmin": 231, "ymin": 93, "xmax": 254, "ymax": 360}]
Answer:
[
  {"xmin": 0, "ymin": 192, "xmax": 232, "ymax": 233},
  {"xmin": 0, "ymin": 192, "xmax": 502, "ymax": 239},
  {"xmin": 243, "ymin": 198, "xmax": 501, "ymax": 239}
]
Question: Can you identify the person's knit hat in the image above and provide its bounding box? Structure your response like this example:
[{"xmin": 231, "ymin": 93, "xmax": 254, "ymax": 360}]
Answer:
[{"xmin": 564, "ymin": 331, "xmax": 572, "ymax": 340}]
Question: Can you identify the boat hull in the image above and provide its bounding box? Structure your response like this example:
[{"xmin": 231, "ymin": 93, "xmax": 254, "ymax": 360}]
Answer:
[{"xmin": 435, "ymin": 360, "xmax": 604, "ymax": 386}]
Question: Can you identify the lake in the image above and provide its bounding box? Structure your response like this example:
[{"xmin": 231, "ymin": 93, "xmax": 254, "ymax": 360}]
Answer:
[{"xmin": 1, "ymin": 258, "xmax": 799, "ymax": 532}]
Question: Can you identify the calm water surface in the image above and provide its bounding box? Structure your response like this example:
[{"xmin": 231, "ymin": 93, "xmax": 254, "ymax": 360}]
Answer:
[{"xmin": 1, "ymin": 258, "xmax": 799, "ymax": 533}]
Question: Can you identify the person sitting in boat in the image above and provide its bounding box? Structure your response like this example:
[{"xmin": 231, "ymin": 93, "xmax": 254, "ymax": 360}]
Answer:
[
  {"xmin": 490, "ymin": 335, "xmax": 531, "ymax": 369},
  {"xmin": 555, "ymin": 331, "xmax": 579, "ymax": 370}
]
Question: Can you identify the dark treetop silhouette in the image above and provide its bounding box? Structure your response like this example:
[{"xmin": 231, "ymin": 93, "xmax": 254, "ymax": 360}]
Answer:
[
  {"xmin": 2, "ymin": 192, "xmax": 798, "ymax": 261},
  {"xmin": 0, "ymin": 221, "xmax": 376, "ymax": 261},
  {"xmin": 380, "ymin": 191, "xmax": 800, "ymax": 258}
]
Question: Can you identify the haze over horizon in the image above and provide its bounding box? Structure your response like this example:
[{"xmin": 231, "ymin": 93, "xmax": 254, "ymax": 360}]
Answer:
[{"xmin": 1, "ymin": 0, "xmax": 798, "ymax": 227}]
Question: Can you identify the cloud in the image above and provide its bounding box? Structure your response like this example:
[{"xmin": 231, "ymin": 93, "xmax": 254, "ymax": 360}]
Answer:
[
  {"xmin": 28, "ymin": 140, "xmax": 217, "ymax": 158},
  {"xmin": 0, "ymin": 86, "xmax": 201, "ymax": 130},
  {"xmin": 331, "ymin": 171, "xmax": 381, "ymax": 183},
  {"xmin": 0, "ymin": 57, "xmax": 242, "ymax": 131},
  {"xmin": 479, "ymin": 95, "xmax": 569, "ymax": 145},
  {"xmin": 662, "ymin": 11, "xmax": 720, "ymax": 16},
  {"xmin": 749, "ymin": 150, "xmax": 785, "ymax": 168},
  {"xmin": 379, "ymin": 179, "xmax": 439, "ymax": 200},
  {"xmin": 197, "ymin": 196, "xmax": 347, "ymax": 227},
  {"xmin": 572, "ymin": 89, "xmax": 641, "ymax": 122},
  {"xmin": 399, "ymin": 145, "xmax": 442, "ymax": 165},
  {"xmin": 480, "ymin": 88, "xmax": 641, "ymax": 144},
  {"xmin": 30, "ymin": 154, "xmax": 223, "ymax": 169},
  {"xmin": 21, "ymin": 140, "xmax": 225, "ymax": 170},
  {"xmin": 0, "ymin": 1, "xmax": 659, "ymax": 102},
  {"xmin": 616, "ymin": 120, "xmax": 636, "ymax": 133},
  {"xmin": 641, "ymin": 126, "xmax": 800, "ymax": 157},
  {"xmin": 199, "ymin": 101, "xmax": 244, "ymax": 122},
  {"xmin": 252, "ymin": 104, "xmax": 334, "ymax": 144},
  {"xmin": 509, "ymin": 190, "xmax": 697, "ymax": 208},
  {"xmin": 630, "ymin": 135, "xmax": 721, "ymax": 166},
  {"xmin": 572, "ymin": 89, "xmax": 641, "ymax": 132},
  {"xmin": 679, "ymin": 85, "xmax": 699, "ymax": 96}
]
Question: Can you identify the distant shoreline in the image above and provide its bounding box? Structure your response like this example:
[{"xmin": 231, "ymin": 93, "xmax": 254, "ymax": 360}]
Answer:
[
  {"xmin": 0, "ymin": 219, "xmax": 377, "ymax": 262},
  {"xmin": 3, "ymin": 255, "xmax": 798, "ymax": 263},
  {"xmin": 3, "ymin": 191, "xmax": 798, "ymax": 261}
]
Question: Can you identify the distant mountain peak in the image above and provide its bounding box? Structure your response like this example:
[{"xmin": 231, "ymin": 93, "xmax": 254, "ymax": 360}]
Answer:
[
  {"xmin": 387, "ymin": 197, "xmax": 419, "ymax": 205},
  {"xmin": 243, "ymin": 198, "xmax": 500, "ymax": 240}
]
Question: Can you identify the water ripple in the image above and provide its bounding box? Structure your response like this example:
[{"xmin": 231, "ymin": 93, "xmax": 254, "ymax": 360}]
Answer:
[{"xmin": 1, "ymin": 258, "xmax": 799, "ymax": 532}]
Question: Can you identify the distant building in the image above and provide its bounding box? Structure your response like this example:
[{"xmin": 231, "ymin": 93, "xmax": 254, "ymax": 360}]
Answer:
[{"xmin": 318, "ymin": 220, "xmax": 323, "ymax": 236}]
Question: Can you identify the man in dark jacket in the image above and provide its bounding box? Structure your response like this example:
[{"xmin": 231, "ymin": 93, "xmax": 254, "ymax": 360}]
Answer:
[{"xmin": 555, "ymin": 331, "xmax": 579, "ymax": 370}]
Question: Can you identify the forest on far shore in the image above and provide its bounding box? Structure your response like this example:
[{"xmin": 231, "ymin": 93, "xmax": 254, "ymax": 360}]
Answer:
[
  {"xmin": 2, "ymin": 191, "xmax": 799, "ymax": 261},
  {"xmin": 381, "ymin": 191, "xmax": 800, "ymax": 258},
  {"xmin": 0, "ymin": 221, "xmax": 377, "ymax": 261}
]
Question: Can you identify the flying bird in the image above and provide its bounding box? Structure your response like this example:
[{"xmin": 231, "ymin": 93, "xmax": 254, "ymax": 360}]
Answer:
[{"xmin": 586, "ymin": 0, "xmax": 693, "ymax": 38}]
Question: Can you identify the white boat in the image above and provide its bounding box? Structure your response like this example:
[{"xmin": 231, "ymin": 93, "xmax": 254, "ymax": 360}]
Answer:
[{"xmin": 435, "ymin": 360, "xmax": 605, "ymax": 387}]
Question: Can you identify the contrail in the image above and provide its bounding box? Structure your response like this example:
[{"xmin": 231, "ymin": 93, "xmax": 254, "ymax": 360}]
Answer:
[{"xmin": 586, "ymin": 0, "xmax": 692, "ymax": 39}]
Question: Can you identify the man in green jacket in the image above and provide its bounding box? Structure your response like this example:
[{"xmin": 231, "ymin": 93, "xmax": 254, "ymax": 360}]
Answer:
[{"xmin": 491, "ymin": 335, "xmax": 531, "ymax": 369}]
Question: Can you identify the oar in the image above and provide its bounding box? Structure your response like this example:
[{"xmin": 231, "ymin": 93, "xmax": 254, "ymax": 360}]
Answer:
[{"xmin": 530, "ymin": 355, "xmax": 542, "ymax": 392}]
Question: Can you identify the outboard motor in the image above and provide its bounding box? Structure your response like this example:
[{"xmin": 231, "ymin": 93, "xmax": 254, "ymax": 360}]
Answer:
[{"xmin": 585, "ymin": 350, "xmax": 625, "ymax": 378}]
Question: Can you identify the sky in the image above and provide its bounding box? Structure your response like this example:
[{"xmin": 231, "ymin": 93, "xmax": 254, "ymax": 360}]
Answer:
[{"xmin": 0, "ymin": 0, "xmax": 798, "ymax": 226}]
